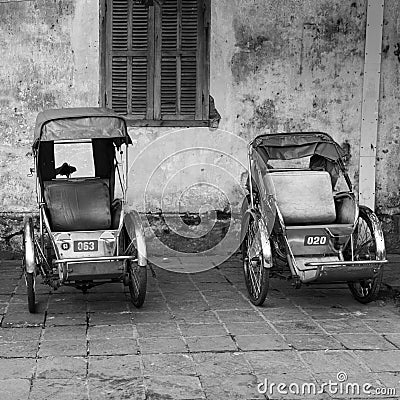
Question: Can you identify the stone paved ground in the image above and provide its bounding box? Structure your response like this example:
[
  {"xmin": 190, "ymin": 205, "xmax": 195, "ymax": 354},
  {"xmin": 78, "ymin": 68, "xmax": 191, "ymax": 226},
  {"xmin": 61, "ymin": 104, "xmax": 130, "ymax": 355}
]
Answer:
[{"xmin": 0, "ymin": 255, "xmax": 399, "ymax": 400}]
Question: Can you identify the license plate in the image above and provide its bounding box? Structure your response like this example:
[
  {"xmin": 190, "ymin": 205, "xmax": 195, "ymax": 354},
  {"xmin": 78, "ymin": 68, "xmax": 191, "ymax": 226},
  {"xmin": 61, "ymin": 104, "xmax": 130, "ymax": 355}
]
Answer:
[
  {"xmin": 73, "ymin": 240, "xmax": 98, "ymax": 252},
  {"xmin": 304, "ymin": 235, "xmax": 328, "ymax": 246}
]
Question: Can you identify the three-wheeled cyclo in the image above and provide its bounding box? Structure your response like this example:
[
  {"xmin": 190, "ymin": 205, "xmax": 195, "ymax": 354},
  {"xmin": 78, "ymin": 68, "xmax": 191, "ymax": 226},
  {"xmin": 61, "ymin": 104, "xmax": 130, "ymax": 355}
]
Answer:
[
  {"xmin": 241, "ymin": 132, "xmax": 387, "ymax": 305},
  {"xmin": 23, "ymin": 108, "xmax": 147, "ymax": 313}
]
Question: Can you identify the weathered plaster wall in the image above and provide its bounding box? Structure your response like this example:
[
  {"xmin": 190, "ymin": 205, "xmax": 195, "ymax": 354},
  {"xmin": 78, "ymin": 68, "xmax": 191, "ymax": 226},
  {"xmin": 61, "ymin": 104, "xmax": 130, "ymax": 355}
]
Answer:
[
  {"xmin": 212, "ymin": 0, "xmax": 367, "ymax": 184},
  {"xmin": 374, "ymin": 0, "xmax": 400, "ymax": 249},
  {"xmin": 376, "ymin": 0, "xmax": 400, "ymax": 216},
  {"xmin": 0, "ymin": 0, "xmax": 99, "ymax": 212},
  {"xmin": 2, "ymin": 0, "xmax": 400, "ymax": 251}
]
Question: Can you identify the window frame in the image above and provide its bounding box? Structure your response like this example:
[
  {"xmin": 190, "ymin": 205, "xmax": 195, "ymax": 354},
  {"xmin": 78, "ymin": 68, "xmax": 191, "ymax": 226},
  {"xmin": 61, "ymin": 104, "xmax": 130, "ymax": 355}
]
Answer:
[{"xmin": 100, "ymin": 0, "xmax": 211, "ymax": 127}]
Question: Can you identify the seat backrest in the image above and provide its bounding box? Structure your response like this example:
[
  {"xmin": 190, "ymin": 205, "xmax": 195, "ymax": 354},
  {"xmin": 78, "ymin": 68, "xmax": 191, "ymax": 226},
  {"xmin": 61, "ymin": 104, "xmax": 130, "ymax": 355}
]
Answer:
[
  {"xmin": 268, "ymin": 170, "xmax": 336, "ymax": 225},
  {"xmin": 44, "ymin": 178, "xmax": 111, "ymax": 231}
]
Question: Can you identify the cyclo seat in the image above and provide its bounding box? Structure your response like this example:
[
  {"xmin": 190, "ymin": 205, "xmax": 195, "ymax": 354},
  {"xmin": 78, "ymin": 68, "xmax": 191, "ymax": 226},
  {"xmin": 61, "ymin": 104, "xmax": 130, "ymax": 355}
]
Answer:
[
  {"xmin": 43, "ymin": 178, "xmax": 112, "ymax": 231},
  {"xmin": 266, "ymin": 170, "xmax": 336, "ymax": 225}
]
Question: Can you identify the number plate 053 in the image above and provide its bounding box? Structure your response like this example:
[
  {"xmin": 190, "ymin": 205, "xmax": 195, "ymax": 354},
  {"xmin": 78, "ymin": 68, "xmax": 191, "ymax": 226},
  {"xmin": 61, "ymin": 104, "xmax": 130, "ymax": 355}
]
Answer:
[
  {"xmin": 73, "ymin": 240, "xmax": 98, "ymax": 252},
  {"xmin": 304, "ymin": 235, "xmax": 328, "ymax": 246}
]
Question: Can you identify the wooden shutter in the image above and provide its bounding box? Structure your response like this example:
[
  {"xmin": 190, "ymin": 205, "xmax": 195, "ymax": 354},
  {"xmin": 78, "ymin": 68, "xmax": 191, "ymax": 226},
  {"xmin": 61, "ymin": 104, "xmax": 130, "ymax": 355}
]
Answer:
[
  {"xmin": 107, "ymin": 0, "xmax": 150, "ymax": 118},
  {"xmin": 104, "ymin": 0, "xmax": 210, "ymax": 125},
  {"xmin": 157, "ymin": 0, "xmax": 205, "ymax": 120},
  {"xmin": 110, "ymin": 0, "xmax": 128, "ymax": 115}
]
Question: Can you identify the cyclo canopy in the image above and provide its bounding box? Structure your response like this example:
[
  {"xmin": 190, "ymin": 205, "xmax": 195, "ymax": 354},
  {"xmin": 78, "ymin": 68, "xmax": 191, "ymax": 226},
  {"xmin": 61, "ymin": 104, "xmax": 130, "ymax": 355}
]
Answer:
[
  {"xmin": 249, "ymin": 132, "xmax": 348, "ymax": 190},
  {"xmin": 33, "ymin": 107, "xmax": 131, "ymax": 148},
  {"xmin": 33, "ymin": 108, "xmax": 131, "ymax": 182},
  {"xmin": 250, "ymin": 132, "xmax": 346, "ymax": 162}
]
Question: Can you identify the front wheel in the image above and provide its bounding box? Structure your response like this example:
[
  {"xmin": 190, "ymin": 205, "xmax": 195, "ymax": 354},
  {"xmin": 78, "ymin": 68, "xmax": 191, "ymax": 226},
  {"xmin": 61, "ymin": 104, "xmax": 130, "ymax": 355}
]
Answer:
[
  {"xmin": 128, "ymin": 263, "xmax": 147, "ymax": 308},
  {"xmin": 23, "ymin": 218, "xmax": 37, "ymax": 313},
  {"xmin": 347, "ymin": 207, "xmax": 384, "ymax": 304},
  {"xmin": 242, "ymin": 216, "xmax": 270, "ymax": 306}
]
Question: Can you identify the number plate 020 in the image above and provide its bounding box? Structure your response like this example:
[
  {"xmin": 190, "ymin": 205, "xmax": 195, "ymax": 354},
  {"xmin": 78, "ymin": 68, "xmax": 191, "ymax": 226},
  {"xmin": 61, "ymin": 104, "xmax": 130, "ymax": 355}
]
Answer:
[
  {"xmin": 73, "ymin": 240, "xmax": 98, "ymax": 252},
  {"xmin": 304, "ymin": 235, "xmax": 328, "ymax": 246}
]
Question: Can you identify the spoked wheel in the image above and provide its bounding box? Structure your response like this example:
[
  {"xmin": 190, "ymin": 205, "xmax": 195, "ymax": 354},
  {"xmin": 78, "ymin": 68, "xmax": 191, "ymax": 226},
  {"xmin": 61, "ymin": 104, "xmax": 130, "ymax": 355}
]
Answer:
[
  {"xmin": 122, "ymin": 228, "xmax": 147, "ymax": 308},
  {"xmin": 242, "ymin": 216, "xmax": 270, "ymax": 306},
  {"xmin": 128, "ymin": 261, "xmax": 147, "ymax": 308},
  {"xmin": 347, "ymin": 207, "xmax": 384, "ymax": 304},
  {"xmin": 23, "ymin": 218, "xmax": 37, "ymax": 313}
]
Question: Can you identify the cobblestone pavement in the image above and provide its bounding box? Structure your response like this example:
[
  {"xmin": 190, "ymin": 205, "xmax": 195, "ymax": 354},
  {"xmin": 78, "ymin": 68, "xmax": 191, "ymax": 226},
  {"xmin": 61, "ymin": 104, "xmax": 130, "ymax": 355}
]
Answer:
[{"xmin": 0, "ymin": 255, "xmax": 399, "ymax": 400}]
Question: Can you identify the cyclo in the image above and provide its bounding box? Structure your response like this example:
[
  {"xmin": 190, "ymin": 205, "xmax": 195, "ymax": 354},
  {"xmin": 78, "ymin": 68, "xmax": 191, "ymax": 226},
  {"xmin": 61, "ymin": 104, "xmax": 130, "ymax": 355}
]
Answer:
[
  {"xmin": 241, "ymin": 132, "xmax": 387, "ymax": 305},
  {"xmin": 23, "ymin": 108, "xmax": 147, "ymax": 312}
]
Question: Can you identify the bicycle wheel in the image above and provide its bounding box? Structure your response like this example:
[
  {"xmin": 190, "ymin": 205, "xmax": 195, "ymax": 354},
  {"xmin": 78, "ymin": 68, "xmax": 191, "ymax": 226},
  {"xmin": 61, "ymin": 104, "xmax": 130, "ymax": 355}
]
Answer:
[
  {"xmin": 242, "ymin": 216, "xmax": 270, "ymax": 306},
  {"xmin": 23, "ymin": 218, "xmax": 36, "ymax": 313},
  {"xmin": 347, "ymin": 207, "xmax": 384, "ymax": 304},
  {"xmin": 128, "ymin": 262, "xmax": 147, "ymax": 308}
]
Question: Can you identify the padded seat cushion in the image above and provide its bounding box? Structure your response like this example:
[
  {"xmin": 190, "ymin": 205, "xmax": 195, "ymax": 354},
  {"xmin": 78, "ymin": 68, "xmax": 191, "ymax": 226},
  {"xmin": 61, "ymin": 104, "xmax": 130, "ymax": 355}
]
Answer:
[
  {"xmin": 44, "ymin": 178, "xmax": 111, "ymax": 231},
  {"xmin": 268, "ymin": 170, "xmax": 336, "ymax": 225}
]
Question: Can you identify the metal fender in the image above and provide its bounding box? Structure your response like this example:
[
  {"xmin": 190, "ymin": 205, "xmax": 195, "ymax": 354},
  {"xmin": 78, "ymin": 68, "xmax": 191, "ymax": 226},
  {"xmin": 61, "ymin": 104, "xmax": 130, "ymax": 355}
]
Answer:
[
  {"xmin": 23, "ymin": 218, "xmax": 36, "ymax": 274},
  {"xmin": 241, "ymin": 209, "xmax": 272, "ymax": 268},
  {"xmin": 240, "ymin": 208, "xmax": 255, "ymax": 245},
  {"xmin": 359, "ymin": 205, "xmax": 386, "ymax": 261},
  {"xmin": 124, "ymin": 210, "xmax": 147, "ymax": 266}
]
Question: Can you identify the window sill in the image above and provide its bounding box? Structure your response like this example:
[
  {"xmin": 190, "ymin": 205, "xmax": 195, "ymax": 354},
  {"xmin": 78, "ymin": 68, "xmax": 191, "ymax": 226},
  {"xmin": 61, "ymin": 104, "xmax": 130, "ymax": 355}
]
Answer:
[{"xmin": 125, "ymin": 119, "xmax": 211, "ymax": 128}]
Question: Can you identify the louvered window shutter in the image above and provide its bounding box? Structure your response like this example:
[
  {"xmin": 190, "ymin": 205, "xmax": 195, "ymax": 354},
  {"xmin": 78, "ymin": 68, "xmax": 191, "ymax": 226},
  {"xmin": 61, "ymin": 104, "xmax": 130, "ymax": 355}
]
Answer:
[
  {"xmin": 157, "ymin": 0, "xmax": 201, "ymax": 120},
  {"xmin": 105, "ymin": 0, "xmax": 209, "ymax": 124},
  {"xmin": 107, "ymin": 0, "xmax": 150, "ymax": 118}
]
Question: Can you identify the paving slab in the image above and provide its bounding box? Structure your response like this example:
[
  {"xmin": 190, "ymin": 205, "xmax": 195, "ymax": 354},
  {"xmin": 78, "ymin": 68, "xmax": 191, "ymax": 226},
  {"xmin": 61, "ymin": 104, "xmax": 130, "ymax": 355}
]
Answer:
[
  {"xmin": 0, "ymin": 357, "xmax": 36, "ymax": 379},
  {"xmin": 354, "ymin": 350, "xmax": 400, "ymax": 372},
  {"xmin": 186, "ymin": 335, "xmax": 238, "ymax": 352},
  {"xmin": 88, "ymin": 377, "xmax": 145, "ymax": 400},
  {"xmin": 283, "ymin": 333, "xmax": 344, "ymax": 350},
  {"xmin": 29, "ymin": 378, "xmax": 88, "ymax": 400},
  {"xmin": 0, "ymin": 378, "xmax": 31, "ymax": 400},
  {"xmin": 235, "ymin": 334, "xmax": 292, "ymax": 351},
  {"xmin": 88, "ymin": 323, "xmax": 137, "ymax": 340},
  {"xmin": 138, "ymin": 336, "xmax": 188, "ymax": 354},
  {"xmin": 142, "ymin": 353, "xmax": 197, "ymax": 376},
  {"xmin": 36, "ymin": 356, "xmax": 87, "ymax": 379},
  {"xmin": 334, "ymin": 333, "xmax": 398, "ymax": 350},
  {"xmin": 88, "ymin": 355, "xmax": 142, "ymax": 379},
  {"xmin": 38, "ymin": 338, "xmax": 87, "ymax": 357},
  {"xmin": 201, "ymin": 374, "xmax": 264, "ymax": 400},
  {"xmin": 144, "ymin": 375, "xmax": 205, "ymax": 399}
]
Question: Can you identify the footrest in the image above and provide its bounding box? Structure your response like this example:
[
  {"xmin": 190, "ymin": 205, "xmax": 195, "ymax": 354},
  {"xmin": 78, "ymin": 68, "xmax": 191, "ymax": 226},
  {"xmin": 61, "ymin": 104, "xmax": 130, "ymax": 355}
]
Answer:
[{"xmin": 293, "ymin": 256, "xmax": 339, "ymax": 283}]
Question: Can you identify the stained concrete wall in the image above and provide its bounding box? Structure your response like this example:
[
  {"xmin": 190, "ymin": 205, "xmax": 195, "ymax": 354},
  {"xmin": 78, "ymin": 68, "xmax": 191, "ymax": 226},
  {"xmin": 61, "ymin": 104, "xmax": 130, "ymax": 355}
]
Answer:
[
  {"xmin": 1, "ymin": 0, "xmax": 400, "ymax": 249},
  {"xmin": 377, "ymin": 0, "xmax": 400, "ymax": 215},
  {"xmin": 0, "ymin": 0, "xmax": 99, "ymax": 212}
]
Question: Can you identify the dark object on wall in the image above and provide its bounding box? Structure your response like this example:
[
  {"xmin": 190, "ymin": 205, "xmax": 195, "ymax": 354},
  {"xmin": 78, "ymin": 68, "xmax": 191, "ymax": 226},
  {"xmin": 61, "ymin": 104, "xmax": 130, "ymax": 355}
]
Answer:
[
  {"xmin": 394, "ymin": 43, "xmax": 400, "ymax": 62},
  {"xmin": 209, "ymin": 95, "xmax": 221, "ymax": 129}
]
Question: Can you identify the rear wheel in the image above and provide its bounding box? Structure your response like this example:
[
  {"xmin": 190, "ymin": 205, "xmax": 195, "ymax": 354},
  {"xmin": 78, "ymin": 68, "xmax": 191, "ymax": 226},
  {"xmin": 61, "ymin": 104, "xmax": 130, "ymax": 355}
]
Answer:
[
  {"xmin": 347, "ymin": 207, "xmax": 383, "ymax": 304},
  {"xmin": 242, "ymin": 216, "xmax": 270, "ymax": 306}
]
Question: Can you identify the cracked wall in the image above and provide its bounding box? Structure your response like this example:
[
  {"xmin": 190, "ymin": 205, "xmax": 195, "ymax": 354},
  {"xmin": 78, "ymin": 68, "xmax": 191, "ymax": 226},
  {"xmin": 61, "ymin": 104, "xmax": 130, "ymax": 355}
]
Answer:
[
  {"xmin": 213, "ymin": 0, "xmax": 367, "ymax": 189},
  {"xmin": 1, "ymin": 0, "xmax": 400, "ymax": 251},
  {"xmin": 0, "ymin": 0, "xmax": 99, "ymax": 213}
]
